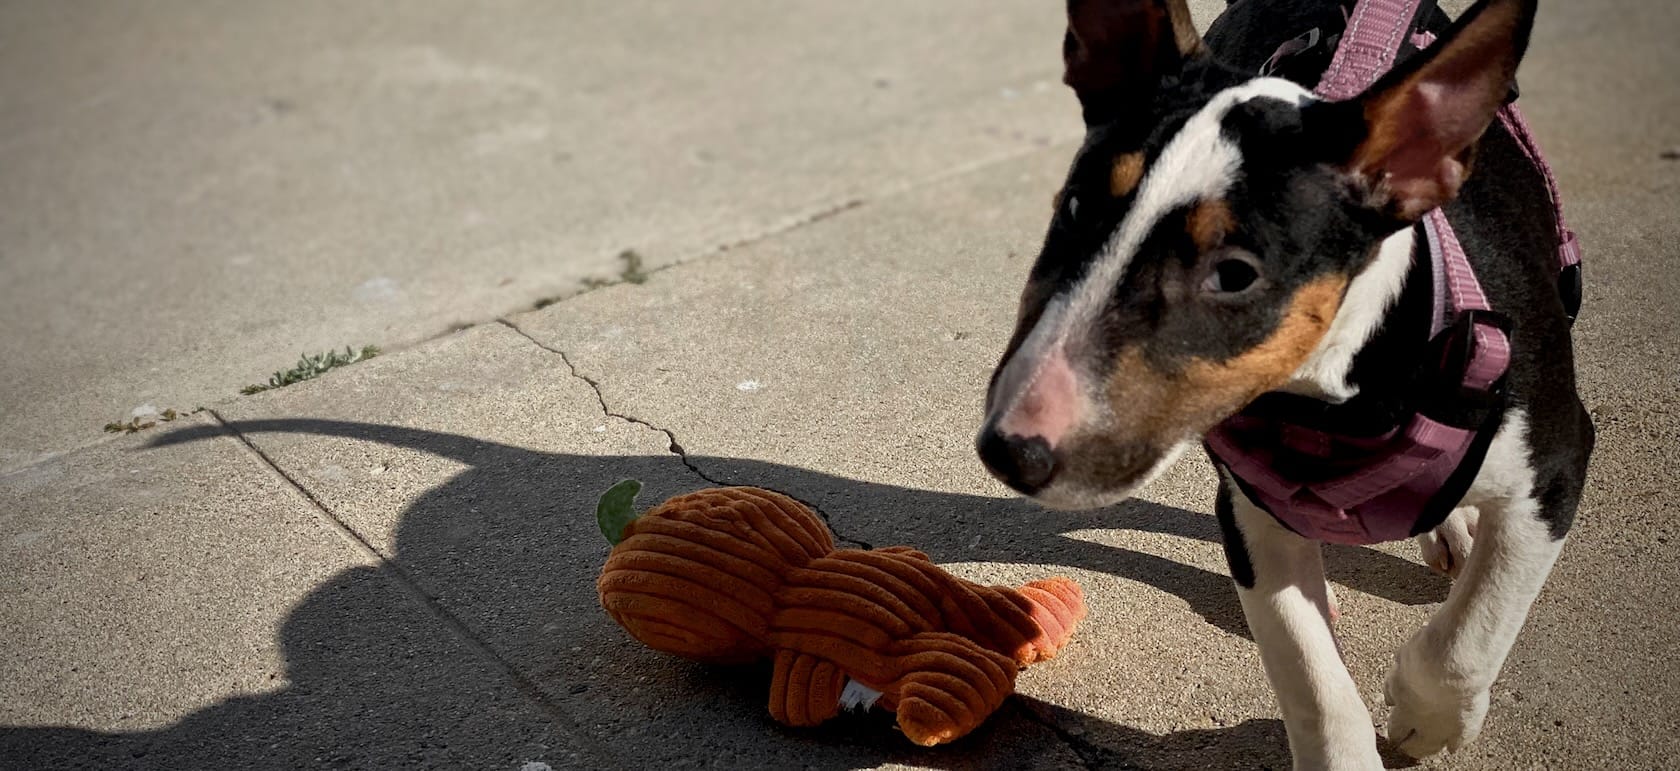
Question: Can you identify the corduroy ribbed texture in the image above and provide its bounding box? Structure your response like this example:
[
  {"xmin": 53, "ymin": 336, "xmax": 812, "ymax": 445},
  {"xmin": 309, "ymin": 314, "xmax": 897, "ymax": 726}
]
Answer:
[{"xmin": 598, "ymin": 487, "xmax": 1087, "ymax": 746}]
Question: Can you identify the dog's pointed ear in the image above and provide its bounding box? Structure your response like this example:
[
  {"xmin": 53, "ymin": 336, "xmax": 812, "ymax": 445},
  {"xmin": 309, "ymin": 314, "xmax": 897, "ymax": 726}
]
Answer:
[
  {"xmin": 1063, "ymin": 0, "xmax": 1204, "ymax": 125},
  {"xmin": 1319, "ymin": 0, "xmax": 1537, "ymax": 222}
]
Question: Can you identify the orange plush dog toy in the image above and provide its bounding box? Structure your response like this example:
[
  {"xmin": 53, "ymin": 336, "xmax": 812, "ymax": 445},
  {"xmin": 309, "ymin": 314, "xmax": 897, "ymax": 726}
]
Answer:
[{"xmin": 596, "ymin": 483, "xmax": 1086, "ymax": 746}]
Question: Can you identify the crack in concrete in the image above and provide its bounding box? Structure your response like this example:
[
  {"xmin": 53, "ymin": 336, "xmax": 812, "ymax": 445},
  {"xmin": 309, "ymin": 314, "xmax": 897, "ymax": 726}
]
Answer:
[
  {"xmin": 496, "ymin": 318, "xmax": 873, "ymax": 550},
  {"xmin": 12, "ymin": 130, "xmax": 1076, "ymax": 480},
  {"xmin": 206, "ymin": 408, "xmax": 625, "ymax": 769},
  {"xmin": 1013, "ymin": 700, "xmax": 1135, "ymax": 771},
  {"xmin": 495, "ymin": 319, "xmax": 725, "ymax": 488}
]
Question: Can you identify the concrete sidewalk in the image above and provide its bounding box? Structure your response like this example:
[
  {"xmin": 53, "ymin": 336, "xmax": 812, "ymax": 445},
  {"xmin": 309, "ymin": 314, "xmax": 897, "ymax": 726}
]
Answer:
[
  {"xmin": 0, "ymin": 0, "xmax": 1079, "ymax": 472},
  {"xmin": 4, "ymin": 1, "xmax": 1679, "ymax": 769}
]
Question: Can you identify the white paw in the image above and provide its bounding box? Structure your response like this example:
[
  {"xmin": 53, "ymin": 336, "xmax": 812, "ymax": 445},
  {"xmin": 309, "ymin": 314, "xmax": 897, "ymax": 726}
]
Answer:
[
  {"xmin": 1416, "ymin": 506, "xmax": 1479, "ymax": 578},
  {"xmin": 1287, "ymin": 731, "xmax": 1384, "ymax": 771},
  {"xmin": 1383, "ymin": 645, "xmax": 1490, "ymax": 758},
  {"xmin": 1291, "ymin": 745, "xmax": 1384, "ymax": 771}
]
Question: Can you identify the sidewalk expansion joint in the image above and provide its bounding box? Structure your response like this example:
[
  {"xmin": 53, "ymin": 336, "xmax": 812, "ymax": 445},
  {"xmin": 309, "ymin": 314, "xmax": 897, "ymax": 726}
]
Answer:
[
  {"xmin": 588, "ymin": 198, "xmax": 865, "ymax": 296},
  {"xmin": 207, "ymin": 408, "xmax": 625, "ymax": 769},
  {"xmin": 497, "ymin": 128, "xmax": 1076, "ymax": 323},
  {"xmin": 497, "ymin": 319, "xmax": 875, "ymax": 550},
  {"xmin": 706, "ymin": 197, "xmax": 863, "ymax": 257}
]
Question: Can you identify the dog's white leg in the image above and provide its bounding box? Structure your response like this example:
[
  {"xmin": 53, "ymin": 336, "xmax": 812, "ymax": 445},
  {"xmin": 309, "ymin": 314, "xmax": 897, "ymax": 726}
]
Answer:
[
  {"xmin": 1384, "ymin": 498, "xmax": 1560, "ymax": 757},
  {"xmin": 1385, "ymin": 413, "xmax": 1575, "ymax": 758},
  {"xmin": 1416, "ymin": 505, "xmax": 1479, "ymax": 579},
  {"xmin": 1218, "ymin": 475, "xmax": 1382, "ymax": 771}
]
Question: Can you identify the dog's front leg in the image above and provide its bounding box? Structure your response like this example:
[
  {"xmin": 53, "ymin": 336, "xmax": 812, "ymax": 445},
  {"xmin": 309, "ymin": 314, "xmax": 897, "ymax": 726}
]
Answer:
[
  {"xmin": 1384, "ymin": 413, "xmax": 1581, "ymax": 758},
  {"xmin": 1217, "ymin": 475, "xmax": 1382, "ymax": 771},
  {"xmin": 1383, "ymin": 495, "xmax": 1564, "ymax": 757}
]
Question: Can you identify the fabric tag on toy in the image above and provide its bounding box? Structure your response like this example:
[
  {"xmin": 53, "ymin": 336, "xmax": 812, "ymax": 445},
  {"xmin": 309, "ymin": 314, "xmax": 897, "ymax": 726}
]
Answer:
[{"xmin": 838, "ymin": 679, "xmax": 883, "ymax": 712}]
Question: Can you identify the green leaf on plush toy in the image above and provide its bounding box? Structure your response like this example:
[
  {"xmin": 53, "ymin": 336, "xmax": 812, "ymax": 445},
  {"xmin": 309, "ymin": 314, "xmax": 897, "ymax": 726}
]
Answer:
[{"xmin": 597, "ymin": 479, "xmax": 644, "ymax": 545}]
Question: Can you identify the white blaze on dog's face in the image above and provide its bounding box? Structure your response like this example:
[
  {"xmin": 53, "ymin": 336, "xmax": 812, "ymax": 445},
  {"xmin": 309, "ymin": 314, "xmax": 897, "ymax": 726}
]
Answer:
[{"xmin": 978, "ymin": 0, "xmax": 1536, "ymax": 509}]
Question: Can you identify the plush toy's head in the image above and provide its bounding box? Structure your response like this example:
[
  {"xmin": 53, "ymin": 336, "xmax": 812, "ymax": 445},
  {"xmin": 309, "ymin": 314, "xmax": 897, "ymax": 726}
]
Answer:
[
  {"xmin": 598, "ymin": 484, "xmax": 829, "ymax": 663},
  {"xmin": 596, "ymin": 484, "xmax": 1087, "ymax": 746}
]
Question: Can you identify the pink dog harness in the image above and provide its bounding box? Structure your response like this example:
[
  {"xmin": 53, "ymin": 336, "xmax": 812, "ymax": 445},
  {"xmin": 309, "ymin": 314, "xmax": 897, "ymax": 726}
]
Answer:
[{"xmin": 1205, "ymin": 0, "xmax": 1581, "ymax": 545}]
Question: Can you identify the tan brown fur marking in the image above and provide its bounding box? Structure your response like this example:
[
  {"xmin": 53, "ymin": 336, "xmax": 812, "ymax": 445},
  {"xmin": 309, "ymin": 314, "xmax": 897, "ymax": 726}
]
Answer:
[
  {"xmin": 1186, "ymin": 199, "xmax": 1235, "ymax": 251},
  {"xmin": 1110, "ymin": 153, "xmax": 1145, "ymax": 198},
  {"xmin": 1104, "ymin": 274, "xmax": 1349, "ymax": 441}
]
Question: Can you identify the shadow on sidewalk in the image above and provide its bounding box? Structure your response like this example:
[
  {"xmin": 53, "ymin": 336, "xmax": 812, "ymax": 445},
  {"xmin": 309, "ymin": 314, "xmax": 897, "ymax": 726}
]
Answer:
[{"xmin": 2, "ymin": 419, "xmax": 1445, "ymax": 770}]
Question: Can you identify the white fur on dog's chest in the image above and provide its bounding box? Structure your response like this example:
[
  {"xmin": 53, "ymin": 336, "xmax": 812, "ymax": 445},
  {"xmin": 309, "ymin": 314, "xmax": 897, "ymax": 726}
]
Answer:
[{"xmin": 1281, "ymin": 227, "xmax": 1417, "ymax": 402}]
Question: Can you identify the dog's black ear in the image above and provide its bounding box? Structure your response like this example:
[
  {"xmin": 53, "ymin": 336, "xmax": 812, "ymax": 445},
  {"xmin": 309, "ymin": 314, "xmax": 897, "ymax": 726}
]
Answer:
[
  {"xmin": 1063, "ymin": 0, "xmax": 1204, "ymax": 125},
  {"xmin": 1316, "ymin": 0, "xmax": 1537, "ymax": 222}
]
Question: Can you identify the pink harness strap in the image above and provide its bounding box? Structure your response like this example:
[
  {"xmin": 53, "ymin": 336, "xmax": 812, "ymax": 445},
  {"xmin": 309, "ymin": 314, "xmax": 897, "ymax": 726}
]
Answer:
[
  {"xmin": 1499, "ymin": 105, "xmax": 1583, "ymax": 271},
  {"xmin": 1206, "ymin": 0, "xmax": 1580, "ymax": 545},
  {"xmin": 1425, "ymin": 209, "xmax": 1510, "ymax": 390},
  {"xmin": 1314, "ymin": 0, "xmax": 1509, "ymax": 364},
  {"xmin": 1333, "ymin": 14, "xmax": 1579, "ymax": 279},
  {"xmin": 1314, "ymin": 0, "xmax": 1422, "ymax": 100}
]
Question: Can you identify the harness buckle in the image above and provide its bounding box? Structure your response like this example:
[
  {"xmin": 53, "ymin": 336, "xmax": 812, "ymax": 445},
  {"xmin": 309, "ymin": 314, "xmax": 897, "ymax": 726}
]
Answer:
[
  {"xmin": 1558, "ymin": 262, "xmax": 1583, "ymax": 324},
  {"xmin": 1418, "ymin": 309, "xmax": 1510, "ymax": 428}
]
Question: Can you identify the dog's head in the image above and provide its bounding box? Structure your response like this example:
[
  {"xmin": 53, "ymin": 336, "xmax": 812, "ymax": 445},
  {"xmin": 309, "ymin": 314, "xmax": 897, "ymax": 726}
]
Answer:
[{"xmin": 978, "ymin": 0, "xmax": 1536, "ymax": 508}]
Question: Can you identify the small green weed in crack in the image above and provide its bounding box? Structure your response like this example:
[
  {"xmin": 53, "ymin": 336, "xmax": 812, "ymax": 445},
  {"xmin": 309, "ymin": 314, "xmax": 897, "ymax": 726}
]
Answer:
[
  {"xmin": 241, "ymin": 345, "xmax": 380, "ymax": 395},
  {"xmin": 531, "ymin": 249, "xmax": 652, "ymax": 309},
  {"xmin": 581, "ymin": 249, "xmax": 649, "ymax": 290},
  {"xmin": 616, "ymin": 249, "xmax": 649, "ymax": 284},
  {"xmin": 104, "ymin": 407, "xmax": 199, "ymax": 434}
]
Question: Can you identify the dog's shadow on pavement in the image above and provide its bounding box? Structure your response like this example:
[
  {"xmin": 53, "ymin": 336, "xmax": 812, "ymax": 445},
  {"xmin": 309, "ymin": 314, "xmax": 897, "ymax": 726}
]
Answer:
[{"xmin": 4, "ymin": 419, "xmax": 1445, "ymax": 770}]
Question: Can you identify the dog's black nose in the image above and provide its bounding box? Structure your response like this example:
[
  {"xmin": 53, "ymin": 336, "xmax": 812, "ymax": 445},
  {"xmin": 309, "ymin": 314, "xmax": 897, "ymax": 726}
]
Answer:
[{"xmin": 976, "ymin": 425, "xmax": 1058, "ymax": 495}]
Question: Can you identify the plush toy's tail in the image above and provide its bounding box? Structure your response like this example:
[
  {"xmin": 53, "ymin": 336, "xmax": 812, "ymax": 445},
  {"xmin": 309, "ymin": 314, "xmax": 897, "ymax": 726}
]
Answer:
[{"xmin": 1013, "ymin": 577, "xmax": 1088, "ymax": 663}]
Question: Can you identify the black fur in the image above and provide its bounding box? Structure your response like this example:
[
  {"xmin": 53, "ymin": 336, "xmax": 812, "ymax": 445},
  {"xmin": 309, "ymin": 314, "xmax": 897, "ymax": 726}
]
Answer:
[
  {"xmin": 1448, "ymin": 123, "xmax": 1593, "ymax": 539},
  {"xmin": 1215, "ymin": 485, "xmax": 1257, "ymax": 589},
  {"xmin": 994, "ymin": 60, "xmax": 1245, "ymax": 379},
  {"xmin": 1227, "ymin": 0, "xmax": 1591, "ymax": 542},
  {"xmin": 996, "ymin": 79, "xmax": 1382, "ymax": 392},
  {"xmin": 1210, "ymin": 0, "xmax": 1591, "ymax": 541},
  {"xmin": 991, "ymin": 0, "xmax": 1588, "ymax": 543},
  {"xmin": 1299, "ymin": 102, "xmax": 1591, "ymax": 543}
]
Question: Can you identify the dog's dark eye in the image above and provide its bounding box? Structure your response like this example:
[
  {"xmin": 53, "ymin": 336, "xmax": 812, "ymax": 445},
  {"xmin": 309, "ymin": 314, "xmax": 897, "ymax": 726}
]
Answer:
[{"xmin": 1201, "ymin": 250, "xmax": 1263, "ymax": 296}]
